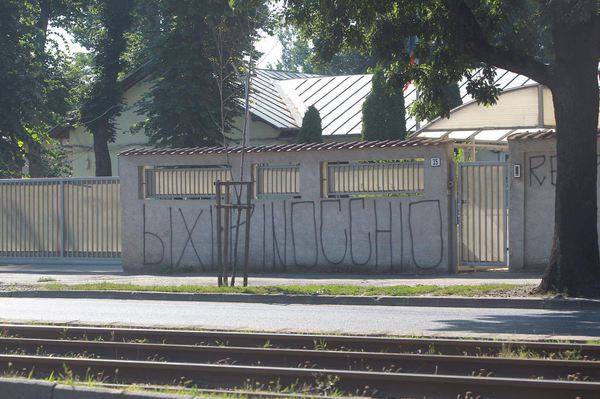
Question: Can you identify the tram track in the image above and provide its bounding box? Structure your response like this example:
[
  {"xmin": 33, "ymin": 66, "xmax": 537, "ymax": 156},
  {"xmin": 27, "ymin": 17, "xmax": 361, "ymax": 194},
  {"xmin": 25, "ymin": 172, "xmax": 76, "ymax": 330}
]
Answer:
[
  {"xmin": 2, "ymin": 323, "xmax": 598, "ymax": 358},
  {"xmin": 0, "ymin": 323, "xmax": 598, "ymax": 398}
]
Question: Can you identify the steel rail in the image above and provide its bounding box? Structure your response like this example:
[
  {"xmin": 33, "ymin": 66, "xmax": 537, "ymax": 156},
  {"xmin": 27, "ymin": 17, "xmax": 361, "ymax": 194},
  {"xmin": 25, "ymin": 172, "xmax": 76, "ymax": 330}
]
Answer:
[
  {"xmin": 0, "ymin": 337, "xmax": 598, "ymax": 381},
  {"xmin": 0, "ymin": 354, "xmax": 598, "ymax": 399},
  {"xmin": 1, "ymin": 323, "xmax": 598, "ymax": 358}
]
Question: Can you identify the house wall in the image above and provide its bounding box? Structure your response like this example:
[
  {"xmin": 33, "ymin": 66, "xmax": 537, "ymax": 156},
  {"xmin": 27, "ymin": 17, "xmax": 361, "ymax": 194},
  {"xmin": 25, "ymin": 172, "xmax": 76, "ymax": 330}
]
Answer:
[
  {"xmin": 508, "ymin": 137, "xmax": 600, "ymax": 270},
  {"xmin": 427, "ymin": 85, "xmax": 598, "ymax": 132},
  {"xmin": 427, "ymin": 85, "xmax": 547, "ymax": 130},
  {"xmin": 542, "ymin": 88, "xmax": 555, "ymax": 126},
  {"xmin": 65, "ymin": 79, "xmax": 285, "ymax": 177},
  {"xmin": 66, "ymin": 80, "xmax": 152, "ymax": 176},
  {"xmin": 230, "ymin": 115, "xmax": 285, "ymax": 146},
  {"xmin": 119, "ymin": 143, "xmax": 455, "ymax": 274}
]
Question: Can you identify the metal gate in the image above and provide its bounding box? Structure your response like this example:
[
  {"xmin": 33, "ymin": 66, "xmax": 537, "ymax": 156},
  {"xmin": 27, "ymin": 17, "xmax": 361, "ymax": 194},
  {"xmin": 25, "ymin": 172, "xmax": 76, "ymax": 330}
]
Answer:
[
  {"xmin": 0, "ymin": 177, "xmax": 121, "ymax": 263},
  {"xmin": 458, "ymin": 162, "xmax": 509, "ymax": 267}
]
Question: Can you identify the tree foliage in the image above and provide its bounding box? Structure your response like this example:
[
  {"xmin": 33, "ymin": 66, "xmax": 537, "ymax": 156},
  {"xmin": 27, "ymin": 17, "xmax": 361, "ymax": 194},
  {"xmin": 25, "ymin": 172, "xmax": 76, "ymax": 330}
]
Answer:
[
  {"xmin": 287, "ymin": 0, "xmax": 600, "ymax": 297},
  {"xmin": 362, "ymin": 67, "xmax": 406, "ymax": 141},
  {"xmin": 0, "ymin": 1, "xmax": 46, "ymax": 177},
  {"xmin": 275, "ymin": 26, "xmax": 375, "ymax": 74},
  {"xmin": 135, "ymin": 0, "xmax": 270, "ymax": 148},
  {"xmin": 274, "ymin": 25, "xmax": 460, "ymax": 124},
  {"xmin": 0, "ymin": 0, "xmax": 87, "ymax": 178},
  {"xmin": 1, "ymin": 0, "xmax": 272, "ymax": 175},
  {"xmin": 297, "ymin": 105, "xmax": 322, "ymax": 143},
  {"xmin": 286, "ymin": 1, "xmax": 559, "ymax": 119}
]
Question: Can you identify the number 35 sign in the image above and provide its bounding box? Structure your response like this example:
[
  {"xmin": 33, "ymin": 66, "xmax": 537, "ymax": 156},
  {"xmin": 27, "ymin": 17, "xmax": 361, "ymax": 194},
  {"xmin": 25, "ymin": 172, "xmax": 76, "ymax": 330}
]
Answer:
[{"xmin": 430, "ymin": 157, "xmax": 441, "ymax": 167}]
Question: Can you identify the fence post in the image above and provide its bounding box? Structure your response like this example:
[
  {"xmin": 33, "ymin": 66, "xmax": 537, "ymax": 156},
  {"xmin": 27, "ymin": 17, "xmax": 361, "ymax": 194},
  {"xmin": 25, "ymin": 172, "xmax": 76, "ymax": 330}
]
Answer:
[
  {"xmin": 222, "ymin": 185, "xmax": 230, "ymax": 286},
  {"xmin": 59, "ymin": 179, "xmax": 65, "ymax": 258},
  {"xmin": 243, "ymin": 182, "xmax": 252, "ymax": 287},
  {"xmin": 216, "ymin": 181, "xmax": 222, "ymax": 286}
]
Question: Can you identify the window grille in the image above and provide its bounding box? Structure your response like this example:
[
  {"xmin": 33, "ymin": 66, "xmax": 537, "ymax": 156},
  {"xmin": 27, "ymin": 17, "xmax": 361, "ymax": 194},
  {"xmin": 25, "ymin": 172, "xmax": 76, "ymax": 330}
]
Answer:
[
  {"xmin": 144, "ymin": 166, "xmax": 232, "ymax": 199},
  {"xmin": 324, "ymin": 159, "xmax": 424, "ymax": 197},
  {"xmin": 254, "ymin": 163, "xmax": 300, "ymax": 198}
]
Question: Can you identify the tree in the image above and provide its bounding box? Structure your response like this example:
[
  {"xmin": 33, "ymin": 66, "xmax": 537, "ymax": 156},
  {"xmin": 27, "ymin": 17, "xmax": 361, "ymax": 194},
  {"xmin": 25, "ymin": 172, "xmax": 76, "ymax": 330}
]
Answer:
[
  {"xmin": 80, "ymin": 0, "xmax": 133, "ymax": 176},
  {"xmin": 297, "ymin": 105, "xmax": 322, "ymax": 143},
  {"xmin": 24, "ymin": 0, "xmax": 78, "ymax": 177},
  {"xmin": 0, "ymin": 1, "xmax": 40, "ymax": 178},
  {"xmin": 362, "ymin": 67, "xmax": 406, "ymax": 141},
  {"xmin": 274, "ymin": 26, "xmax": 376, "ymax": 74},
  {"xmin": 135, "ymin": 0, "xmax": 270, "ymax": 148},
  {"xmin": 287, "ymin": 1, "xmax": 600, "ymax": 296}
]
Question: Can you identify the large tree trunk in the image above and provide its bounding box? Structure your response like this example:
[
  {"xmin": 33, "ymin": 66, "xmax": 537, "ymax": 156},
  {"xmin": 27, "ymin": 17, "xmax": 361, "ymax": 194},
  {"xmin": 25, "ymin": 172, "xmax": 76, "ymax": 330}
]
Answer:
[
  {"xmin": 539, "ymin": 21, "xmax": 600, "ymax": 296},
  {"xmin": 93, "ymin": 122, "xmax": 113, "ymax": 176}
]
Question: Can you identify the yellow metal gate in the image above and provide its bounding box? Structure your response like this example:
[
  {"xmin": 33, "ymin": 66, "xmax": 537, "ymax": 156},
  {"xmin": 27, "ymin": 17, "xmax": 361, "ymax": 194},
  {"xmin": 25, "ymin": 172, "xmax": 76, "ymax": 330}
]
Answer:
[
  {"xmin": 458, "ymin": 162, "xmax": 508, "ymax": 267},
  {"xmin": 0, "ymin": 177, "xmax": 121, "ymax": 263}
]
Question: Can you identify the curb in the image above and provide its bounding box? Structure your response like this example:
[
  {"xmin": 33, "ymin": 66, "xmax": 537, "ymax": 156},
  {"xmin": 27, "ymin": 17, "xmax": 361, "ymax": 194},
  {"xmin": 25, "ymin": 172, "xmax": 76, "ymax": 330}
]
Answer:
[
  {"xmin": 1, "ymin": 290, "xmax": 599, "ymax": 310},
  {"xmin": 0, "ymin": 377, "xmax": 191, "ymax": 399}
]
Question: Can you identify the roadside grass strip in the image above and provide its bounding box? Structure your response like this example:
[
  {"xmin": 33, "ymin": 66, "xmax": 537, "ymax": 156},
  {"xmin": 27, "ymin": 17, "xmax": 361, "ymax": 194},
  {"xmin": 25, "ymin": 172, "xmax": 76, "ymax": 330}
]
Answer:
[{"xmin": 42, "ymin": 282, "xmax": 526, "ymax": 297}]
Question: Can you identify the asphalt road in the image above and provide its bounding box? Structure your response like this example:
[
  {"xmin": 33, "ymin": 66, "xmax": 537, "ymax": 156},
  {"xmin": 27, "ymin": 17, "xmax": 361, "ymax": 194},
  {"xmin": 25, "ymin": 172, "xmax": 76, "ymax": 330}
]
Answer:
[{"xmin": 0, "ymin": 298, "xmax": 599, "ymax": 339}]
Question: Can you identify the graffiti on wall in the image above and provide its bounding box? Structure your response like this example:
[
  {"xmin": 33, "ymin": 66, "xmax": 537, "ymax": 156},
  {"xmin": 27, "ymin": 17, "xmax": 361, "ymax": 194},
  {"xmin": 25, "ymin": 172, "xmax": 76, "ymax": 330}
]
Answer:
[
  {"xmin": 141, "ymin": 198, "xmax": 445, "ymax": 272},
  {"xmin": 529, "ymin": 154, "xmax": 600, "ymax": 187}
]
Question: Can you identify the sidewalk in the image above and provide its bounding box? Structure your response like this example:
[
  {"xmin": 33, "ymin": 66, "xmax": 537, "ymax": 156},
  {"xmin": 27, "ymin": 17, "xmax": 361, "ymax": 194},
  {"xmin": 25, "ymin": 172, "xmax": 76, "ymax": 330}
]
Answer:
[
  {"xmin": 2, "ymin": 264, "xmax": 598, "ymax": 312},
  {"xmin": 0, "ymin": 264, "xmax": 541, "ymax": 288}
]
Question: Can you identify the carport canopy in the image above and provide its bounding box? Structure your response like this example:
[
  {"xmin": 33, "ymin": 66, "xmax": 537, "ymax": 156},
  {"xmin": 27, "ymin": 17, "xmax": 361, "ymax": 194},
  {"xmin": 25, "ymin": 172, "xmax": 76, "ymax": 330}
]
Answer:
[{"xmin": 415, "ymin": 127, "xmax": 554, "ymax": 146}]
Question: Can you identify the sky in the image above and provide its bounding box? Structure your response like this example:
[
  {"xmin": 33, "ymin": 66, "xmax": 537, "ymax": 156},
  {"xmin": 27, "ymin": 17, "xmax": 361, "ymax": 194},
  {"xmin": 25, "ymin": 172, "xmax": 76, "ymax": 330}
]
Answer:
[{"xmin": 255, "ymin": 32, "xmax": 284, "ymax": 68}]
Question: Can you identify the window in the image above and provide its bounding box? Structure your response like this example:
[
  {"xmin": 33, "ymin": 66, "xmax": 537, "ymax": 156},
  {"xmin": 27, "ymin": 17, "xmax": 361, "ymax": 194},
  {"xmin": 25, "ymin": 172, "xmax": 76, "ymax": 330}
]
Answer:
[
  {"xmin": 323, "ymin": 159, "xmax": 424, "ymax": 197},
  {"xmin": 253, "ymin": 163, "xmax": 300, "ymax": 198},
  {"xmin": 144, "ymin": 165, "xmax": 231, "ymax": 199}
]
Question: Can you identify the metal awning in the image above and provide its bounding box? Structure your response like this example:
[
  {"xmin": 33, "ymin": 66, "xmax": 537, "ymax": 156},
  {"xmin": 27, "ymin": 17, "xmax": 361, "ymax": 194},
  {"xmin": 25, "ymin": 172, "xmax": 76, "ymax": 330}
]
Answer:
[{"xmin": 415, "ymin": 127, "xmax": 554, "ymax": 148}]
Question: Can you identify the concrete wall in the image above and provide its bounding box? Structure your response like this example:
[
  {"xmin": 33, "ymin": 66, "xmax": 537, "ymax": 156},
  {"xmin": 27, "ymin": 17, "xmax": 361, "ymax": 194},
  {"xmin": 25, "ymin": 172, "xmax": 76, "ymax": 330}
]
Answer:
[
  {"xmin": 119, "ymin": 144, "xmax": 455, "ymax": 274},
  {"xmin": 508, "ymin": 137, "xmax": 600, "ymax": 270}
]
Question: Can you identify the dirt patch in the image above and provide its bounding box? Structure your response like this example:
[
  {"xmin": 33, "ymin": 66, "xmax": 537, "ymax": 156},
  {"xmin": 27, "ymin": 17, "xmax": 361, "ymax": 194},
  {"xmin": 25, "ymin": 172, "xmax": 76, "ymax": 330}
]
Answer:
[{"xmin": 480, "ymin": 285, "xmax": 541, "ymax": 297}]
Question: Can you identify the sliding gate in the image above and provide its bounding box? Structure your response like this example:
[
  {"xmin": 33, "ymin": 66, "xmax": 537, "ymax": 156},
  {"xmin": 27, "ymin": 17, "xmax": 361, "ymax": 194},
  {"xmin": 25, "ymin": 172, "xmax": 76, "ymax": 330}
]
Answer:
[
  {"xmin": 458, "ymin": 162, "xmax": 509, "ymax": 267},
  {"xmin": 0, "ymin": 177, "xmax": 121, "ymax": 263}
]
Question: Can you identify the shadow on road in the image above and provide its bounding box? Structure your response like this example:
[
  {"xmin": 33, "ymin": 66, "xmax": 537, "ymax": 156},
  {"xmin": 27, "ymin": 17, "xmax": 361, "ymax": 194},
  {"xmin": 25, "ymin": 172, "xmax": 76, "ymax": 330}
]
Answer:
[{"xmin": 435, "ymin": 310, "xmax": 600, "ymax": 336}]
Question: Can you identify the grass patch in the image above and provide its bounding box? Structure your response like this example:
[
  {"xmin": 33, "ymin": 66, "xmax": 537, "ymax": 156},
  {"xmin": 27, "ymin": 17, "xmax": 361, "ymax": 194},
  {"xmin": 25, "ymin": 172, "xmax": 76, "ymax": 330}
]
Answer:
[
  {"xmin": 43, "ymin": 282, "xmax": 524, "ymax": 297},
  {"xmin": 37, "ymin": 277, "xmax": 57, "ymax": 283}
]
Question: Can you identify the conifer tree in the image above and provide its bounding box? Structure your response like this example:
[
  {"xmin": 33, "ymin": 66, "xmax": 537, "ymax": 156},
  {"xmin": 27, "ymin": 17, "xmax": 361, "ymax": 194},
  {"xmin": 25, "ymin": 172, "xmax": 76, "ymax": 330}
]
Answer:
[
  {"xmin": 445, "ymin": 82, "xmax": 462, "ymax": 111},
  {"xmin": 361, "ymin": 68, "xmax": 406, "ymax": 141},
  {"xmin": 135, "ymin": 0, "xmax": 269, "ymax": 148},
  {"xmin": 297, "ymin": 105, "xmax": 322, "ymax": 143}
]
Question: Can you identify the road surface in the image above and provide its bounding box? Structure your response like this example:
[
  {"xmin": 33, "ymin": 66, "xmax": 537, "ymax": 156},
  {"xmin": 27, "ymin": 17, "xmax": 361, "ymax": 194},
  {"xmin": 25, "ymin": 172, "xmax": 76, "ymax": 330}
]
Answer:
[{"xmin": 0, "ymin": 298, "xmax": 598, "ymax": 339}]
